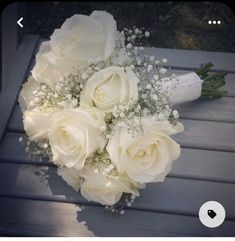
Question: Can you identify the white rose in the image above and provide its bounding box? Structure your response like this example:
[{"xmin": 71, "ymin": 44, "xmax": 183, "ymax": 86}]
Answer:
[
  {"xmin": 80, "ymin": 66, "xmax": 138, "ymax": 111},
  {"xmin": 57, "ymin": 167, "xmax": 81, "ymax": 191},
  {"xmin": 48, "ymin": 109, "xmax": 106, "ymax": 170},
  {"xmin": 50, "ymin": 11, "xmax": 116, "ymax": 64},
  {"xmin": 18, "ymin": 76, "xmax": 40, "ymax": 112},
  {"xmin": 23, "ymin": 111, "xmax": 53, "ymax": 141},
  {"xmin": 80, "ymin": 165, "xmax": 140, "ymax": 205},
  {"xmin": 107, "ymin": 119, "xmax": 184, "ymax": 183},
  {"xmin": 167, "ymin": 72, "xmax": 203, "ymax": 105},
  {"xmin": 31, "ymin": 41, "xmax": 75, "ymax": 88},
  {"xmin": 31, "ymin": 11, "xmax": 117, "ymax": 88}
]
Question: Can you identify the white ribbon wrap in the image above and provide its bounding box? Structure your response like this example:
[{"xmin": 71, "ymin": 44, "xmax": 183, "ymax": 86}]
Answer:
[{"xmin": 167, "ymin": 72, "xmax": 203, "ymax": 105}]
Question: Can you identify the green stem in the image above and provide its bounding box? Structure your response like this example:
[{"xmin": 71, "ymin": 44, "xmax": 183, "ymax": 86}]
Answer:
[{"xmin": 196, "ymin": 63, "xmax": 227, "ymax": 98}]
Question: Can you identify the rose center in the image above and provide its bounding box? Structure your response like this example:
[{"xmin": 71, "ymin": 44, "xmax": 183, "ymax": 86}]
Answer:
[
  {"xmin": 136, "ymin": 149, "xmax": 145, "ymax": 157},
  {"xmin": 94, "ymin": 87, "xmax": 108, "ymax": 102}
]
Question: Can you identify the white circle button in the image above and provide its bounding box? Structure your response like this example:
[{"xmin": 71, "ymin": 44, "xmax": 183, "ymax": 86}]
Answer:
[{"xmin": 199, "ymin": 201, "xmax": 226, "ymax": 228}]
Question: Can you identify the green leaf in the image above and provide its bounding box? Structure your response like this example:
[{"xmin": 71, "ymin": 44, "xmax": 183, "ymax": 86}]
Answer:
[{"xmin": 196, "ymin": 63, "xmax": 227, "ymax": 98}]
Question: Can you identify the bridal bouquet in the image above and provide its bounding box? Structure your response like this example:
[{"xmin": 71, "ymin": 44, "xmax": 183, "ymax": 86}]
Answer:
[{"xmin": 18, "ymin": 11, "xmax": 226, "ymax": 211}]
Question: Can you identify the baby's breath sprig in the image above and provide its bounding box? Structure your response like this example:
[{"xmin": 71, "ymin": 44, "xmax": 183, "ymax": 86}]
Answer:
[
  {"xmin": 102, "ymin": 101, "xmax": 144, "ymax": 138},
  {"xmin": 122, "ymin": 26, "xmax": 150, "ymax": 46},
  {"xmin": 86, "ymin": 149, "xmax": 111, "ymax": 166},
  {"xmin": 85, "ymin": 150, "xmax": 120, "ymax": 181},
  {"xmin": 19, "ymin": 135, "xmax": 52, "ymax": 162},
  {"xmin": 104, "ymin": 193, "xmax": 137, "ymax": 216}
]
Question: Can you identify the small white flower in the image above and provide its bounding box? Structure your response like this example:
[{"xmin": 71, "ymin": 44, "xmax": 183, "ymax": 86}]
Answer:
[
  {"xmin": 154, "ymin": 75, "xmax": 159, "ymax": 80},
  {"xmin": 127, "ymin": 36, "xmax": 131, "ymax": 42},
  {"xmin": 147, "ymin": 65, "xmax": 153, "ymax": 72},
  {"xmin": 158, "ymin": 112, "xmax": 165, "ymax": 121},
  {"xmin": 120, "ymin": 112, "xmax": 125, "ymax": 118},
  {"xmin": 82, "ymin": 73, "xmax": 88, "ymax": 80},
  {"xmin": 58, "ymin": 101, "xmax": 67, "ymax": 107},
  {"xmin": 66, "ymin": 94, "xmax": 72, "ymax": 100},
  {"xmin": 141, "ymin": 94, "xmax": 147, "ymax": 99},
  {"xmin": 41, "ymin": 85, "xmax": 47, "ymax": 91},
  {"xmin": 159, "ymin": 67, "xmax": 167, "ymax": 74},
  {"xmin": 155, "ymin": 60, "xmax": 160, "ymax": 65},
  {"xmin": 126, "ymin": 43, "xmax": 133, "ymax": 49},
  {"xmin": 149, "ymin": 56, "xmax": 155, "ymax": 62},
  {"xmin": 145, "ymin": 31, "xmax": 150, "ymax": 37},
  {"xmin": 127, "ymin": 202, "xmax": 132, "ymax": 207},
  {"xmin": 173, "ymin": 110, "xmax": 179, "ymax": 119},
  {"xmin": 134, "ymin": 28, "xmax": 139, "ymax": 34},
  {"xmin": 130, "ymin": 64, "xmax": 135, "ymax": 70},
  {"xmin": 29, "ymin": 101, "xmax": 35, "ymax": 107},
  {"xmin": 146, "ymin": 84, "xmax": 151, "ymax": 89},
  {"xmin": 120, "ymin": 210, "xmax": 125, "ymax": 215},
  {"xmin": 55, "ymin": 85, "xmax": 61, "ymax": 92},
  {"xmin": 131, "ymin": 35, "xmax": 136, "ymax": 40},
  {"xmin": 152, "ymin": 94, "xmax": 158, "ymax": 101},
  {"xmin": 71, "ymin": 99, "xmax": 78, "ymax": 107},
  {"xmin": 43, "ymin": 143, "xmax": 48, "ymax": 149},
  {"xmin": 136, "ymin": 105, "xmax": 141, "ymax": 111},
  {"xmin": 34, "ymin": 97, "xmax": 40, "ymax": 103},
  {"xmin": 131, "ymin": 195, "xmax": 136, "ymax": 200},
  {"xmin": 101, "ymin": 125, "xmax": 106, "ymax": 131},
  {"xmin": 162, "ymin": 58, "xmax": 168, "ymax": 64},
  {"xmin": 136, "ymin": 57, "xmax": 142, "ymax": 65},
  {"xmin": 118, "ymin": 121, "xmax": 125, "ymax": 127}
]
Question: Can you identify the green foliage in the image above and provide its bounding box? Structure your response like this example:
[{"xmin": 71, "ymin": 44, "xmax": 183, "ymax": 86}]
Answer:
[{"xmin": 196, "ymin": 63, "xmax": 227, "ymax": 98}]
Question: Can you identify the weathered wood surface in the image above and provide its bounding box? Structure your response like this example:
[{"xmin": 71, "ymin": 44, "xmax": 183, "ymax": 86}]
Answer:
[
  {"xmin": 2, "ymin": 197, "xmax": 235, "ymax": 237},
  {"xmin": 1, "ymin": 162, "xmax": 235, "ymax": 220},
  {"xmin": 143, "ymin": 47, "xmax": 235, "ymax": 73},
  {"xmin": 0, "ymin": 36, "xmax": 235, "ymax": 236},
  {"xmin": 0, "ymin": 34, "xmax": 40, "ymax": 140}
]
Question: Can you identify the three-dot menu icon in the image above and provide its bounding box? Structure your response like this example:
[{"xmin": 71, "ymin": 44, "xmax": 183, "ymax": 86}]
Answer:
[{"xmin": 208, "ymin": 20, "xmax": 221, "ymax": 25}]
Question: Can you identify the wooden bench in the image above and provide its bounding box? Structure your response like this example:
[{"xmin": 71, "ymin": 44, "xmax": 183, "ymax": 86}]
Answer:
[{"xmin": 1, "ymin": 3, "xmax": 235, "ymax": 237}]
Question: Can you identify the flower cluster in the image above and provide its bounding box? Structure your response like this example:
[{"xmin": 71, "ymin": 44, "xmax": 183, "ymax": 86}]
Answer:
[{"xmin": 18, "ymin": 11, "xmax": 215, "ymax": 212}]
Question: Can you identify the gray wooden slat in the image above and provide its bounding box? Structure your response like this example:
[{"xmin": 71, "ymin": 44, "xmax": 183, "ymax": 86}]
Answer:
[
  {"xmin": 219, "ymin": 74, "xmax": 235, "ymax": 97},
  {"xmin": 143, "ymin": 47, "xmax": 235, "ymax": 73},
  {"xmin": 1, "ymin": 197, "xmax": 234, "ymax": 237},
  {"xmin": 1, "ymin": 132, "xmax": 235, "ymax": 183},
  {"xmin": 0, "ymin": 162, "xmax": 235, "ymax": 219},
  {"xmin": 0, "ymin": 34, "xmax": 40, "ymax": 141},
  {"xmin": 1, "ymin": 3, "xmax": 19, "ymax": 91},
  {"xmin": 175, "ymin": 119, "xmax": 235, "ymax": 152},
  {"xmin": 171, "ymin": 148, "xmax": 235, "ymax": 183},
  {"xmin": 0, "ymin": 132, "xmax": 30, "ymax": 162},
  {"xmin": 176, "ymin": 97, "xmax": 235, "ymax": 123},
  {"xmin": 7, "ymin": 105, "xmax": 24, "ymax": 132}
]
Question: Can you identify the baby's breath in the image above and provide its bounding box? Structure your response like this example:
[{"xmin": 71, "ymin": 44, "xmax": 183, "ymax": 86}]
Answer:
[{"xmin": 19, "ymin": 134, "xmax": 52, "ymax": 162}]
